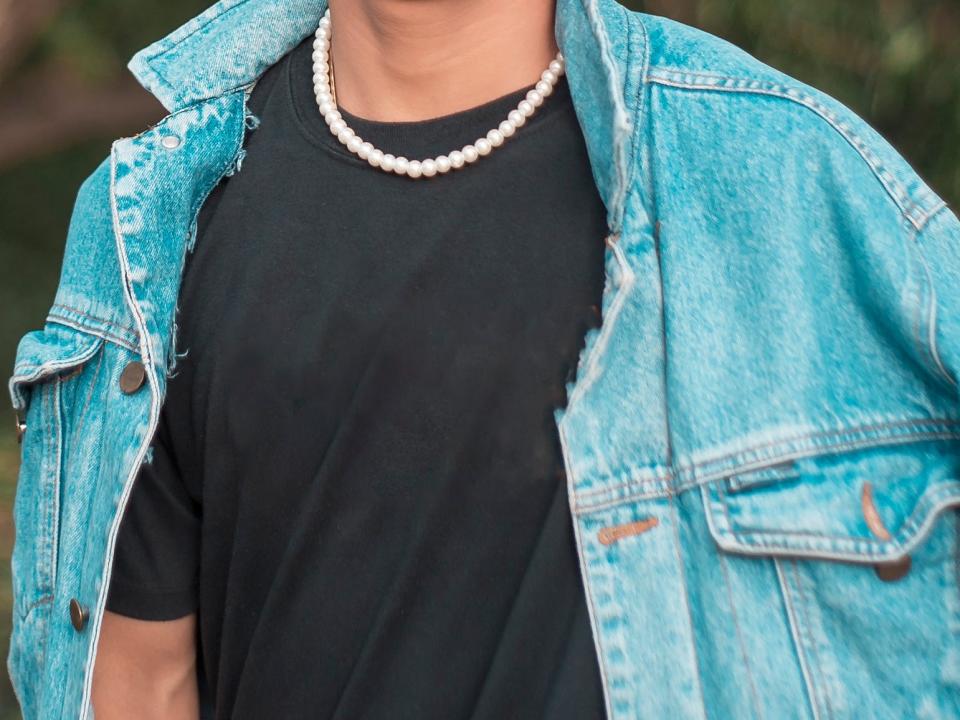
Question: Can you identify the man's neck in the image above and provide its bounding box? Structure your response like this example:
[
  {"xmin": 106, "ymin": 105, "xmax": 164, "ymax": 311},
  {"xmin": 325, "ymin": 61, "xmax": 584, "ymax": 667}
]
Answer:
[{"xmin": 326, "ymin": 0, "xmax": 558, "ymax": 122}]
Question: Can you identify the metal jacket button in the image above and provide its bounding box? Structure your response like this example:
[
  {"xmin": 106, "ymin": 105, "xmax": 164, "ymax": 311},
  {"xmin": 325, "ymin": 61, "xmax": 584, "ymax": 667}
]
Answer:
[
  {"xmin": 14, "ymin": 413, "xmax": 26, "ymax": 445},
  {"xmin": 69, "ymin": 598, "xmax": 89, "ymax": 631},
  {"xmin": 119, "ymin": 361, "xmax": 147, "ymax": 394},
  {"xmin": 874, "ymin": 556, "xmax": 911, "ymax": 583}
]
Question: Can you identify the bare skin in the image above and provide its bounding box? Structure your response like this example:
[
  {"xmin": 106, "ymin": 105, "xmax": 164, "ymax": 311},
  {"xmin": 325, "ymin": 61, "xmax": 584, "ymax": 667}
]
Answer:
[
  {"xmin": 93, "ymin": 2, "xmax": 557, "ymax": 717},
  {"xmin": 93, "ymin": 611, "xmax": 199, "ymax": 719},
  {"xmin": 327, "ymin": 0, "xmax": 559, "ymax": 121}
]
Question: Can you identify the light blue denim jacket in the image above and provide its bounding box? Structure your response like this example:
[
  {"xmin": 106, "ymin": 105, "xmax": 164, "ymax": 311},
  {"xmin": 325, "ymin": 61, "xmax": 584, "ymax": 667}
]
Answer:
[{"xmin": 8, "ymin": 0, "xmax": 960, "ymax": 718}]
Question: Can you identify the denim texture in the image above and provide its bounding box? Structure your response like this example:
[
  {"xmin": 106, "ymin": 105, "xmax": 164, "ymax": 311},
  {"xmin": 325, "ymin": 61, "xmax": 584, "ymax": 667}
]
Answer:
[{"xmin": 7, "ymin": 0, "xmax": 960, "ymax": 717}]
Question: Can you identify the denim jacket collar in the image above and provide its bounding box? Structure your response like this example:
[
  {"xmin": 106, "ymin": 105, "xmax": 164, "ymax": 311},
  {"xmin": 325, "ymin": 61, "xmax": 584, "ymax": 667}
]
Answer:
[{"xmin": 127, "ymin": 0, "xmax": 644, "ymax": 230}]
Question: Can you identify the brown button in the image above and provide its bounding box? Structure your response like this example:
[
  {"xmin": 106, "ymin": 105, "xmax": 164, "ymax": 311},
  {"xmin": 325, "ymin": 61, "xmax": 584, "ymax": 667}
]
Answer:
[
  {"xmin": 69, "ymin": 598, "xmax": 89, "ymax": 631},
  {"xmin": 119, "ymin": 360, "xmax": 147, "ymax": 394},
  {"xmin": 874, "ymin": 555, "xmax": 911, "ymax": 583}
]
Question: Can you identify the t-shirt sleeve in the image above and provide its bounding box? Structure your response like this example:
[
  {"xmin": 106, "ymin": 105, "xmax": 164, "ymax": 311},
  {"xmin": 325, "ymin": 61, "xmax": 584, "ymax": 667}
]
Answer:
[{"xmin": 105, "ymin": 400, "xmax": 201, "ymax": 621}]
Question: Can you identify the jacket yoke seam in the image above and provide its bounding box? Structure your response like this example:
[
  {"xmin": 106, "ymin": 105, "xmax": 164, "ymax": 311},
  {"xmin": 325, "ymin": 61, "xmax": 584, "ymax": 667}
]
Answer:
[{"xmin": 645, "ymin": 68, "xmax": 938, "ymax": 232}]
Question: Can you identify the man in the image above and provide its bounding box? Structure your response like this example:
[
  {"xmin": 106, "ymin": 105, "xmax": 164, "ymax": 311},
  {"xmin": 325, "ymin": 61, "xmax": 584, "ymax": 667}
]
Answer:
[{"xmin": 7, "ymin": 0, "xmax": 960, "ymax": 718}]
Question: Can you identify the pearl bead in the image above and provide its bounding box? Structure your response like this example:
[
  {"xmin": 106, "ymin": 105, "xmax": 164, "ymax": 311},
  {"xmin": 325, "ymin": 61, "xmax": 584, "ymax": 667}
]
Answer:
[
  {"xmin": 368, "ymin": 149, "xmax": 383, "ymax": 167},
  {"xmin": 394, "ymin": 157, "xmax": 409, "ymax": 175},
  {"xmin": 518, "ymin": 100, "xmax": 535, "ymax": 118},
  {"xmin": 421, "ymin": 159, "xmax": 437, "ymax": 177},
  {"xmin": 329, "ymin": 119, "xmax": 346, "ymax": 135},
  {"xmin": 536, "ymin": 80, "xmax": 552, "ymax": 97},
  {"xmin": 526, "ymin": 90, "xmax": 543, "ymax": 107},
  {"xmin": 312, "ymin": 50, "xmax": 328, "ymax": 62},
  {"xmin": 541, "ymin": 69, "xmax": 558, "ymax": 85},
  {"xmin": 449, "ymin": 150, "xmax": 465, "ymax": 169},
  {"xmin": 462, "ymin": 145, "xmax": 479, "ymax": 163},
  {"xmin": 347, "ymin": 136, "xmax": 363, "ymax": 153},
  {"xmin": 313, "ymin": 62, "xmax": 328, "ymax": 76},
  {"xmin": 380, "ymin": 154, "xmax": 396, "ymax": 172},
  {"xmin": 358, "ymin": 142, "xmax": 374, "ymax": 160},
  {"xmin": 475, "ymin": 138, "xmax": 492, "ymax": 156},
  {"xmin": 549, "ymin": 59, "xmax": 563, "ymax": 75},
  {"xmin": 313, "ymin": 38, "xmax": 324, "ymax": 50},
  {"xmin": 499, "ymin": 120, "xmax": 516, "ymax": 138},
  {"xmin": 508, "ymin": 110, "xmax": 526, "ymax": 128},
  {"xmin": 407, "ymin": 160, "xmax": 423, "ymax": 179},
  {"xmin": 436, "ymin": 155, "xmax": 452, "ymax": 173},
  {"xmin": 318, "ymin": 101, "xmax": 333, "ymax": 116},
  {"xmin": 337, "ymin": 127, "xmax": 354, "ymax": 144},
  {"xmin": 325, "ymin": 111, "xmax": 341, "ymax": 126},
  {"xmin": 316, "ymin": 91, "xmax": 332, "ymax": 105},
  {"xmin": 487, "ymin": 129, "xmax": 504, "ymax": 147}
]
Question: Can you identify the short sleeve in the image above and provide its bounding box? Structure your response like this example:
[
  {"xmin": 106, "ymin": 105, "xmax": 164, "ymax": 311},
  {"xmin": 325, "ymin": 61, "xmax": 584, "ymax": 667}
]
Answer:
[{"xmin": 105, "ymin": 399, "xmax": 201, "ymax": 621}]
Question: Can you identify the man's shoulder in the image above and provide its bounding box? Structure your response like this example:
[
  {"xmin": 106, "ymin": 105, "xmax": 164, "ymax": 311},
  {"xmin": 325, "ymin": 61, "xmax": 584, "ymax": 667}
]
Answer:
[{"xmin": 628, "ymin": 11, "xmax": 945, "ymax": 231}]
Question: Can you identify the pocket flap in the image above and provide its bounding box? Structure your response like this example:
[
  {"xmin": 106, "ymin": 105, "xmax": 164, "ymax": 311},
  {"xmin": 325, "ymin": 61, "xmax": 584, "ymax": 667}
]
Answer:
[
  {"xmin": 702, "ymin": 438, "xmax": 960, "ymax": 563},
  {"xmin": 8, "ymin": 323, "xmax": 105, "ymax": 411}
]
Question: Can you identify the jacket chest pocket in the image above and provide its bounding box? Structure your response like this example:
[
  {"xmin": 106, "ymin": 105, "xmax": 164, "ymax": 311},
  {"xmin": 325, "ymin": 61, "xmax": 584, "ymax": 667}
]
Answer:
[
  {"xmin": 700, "ymin": 436, "xmax": 960, "ymax": 717},
  {"xmin": 9, "ymin": 324, "xmax": 104, "ymax": 620}
]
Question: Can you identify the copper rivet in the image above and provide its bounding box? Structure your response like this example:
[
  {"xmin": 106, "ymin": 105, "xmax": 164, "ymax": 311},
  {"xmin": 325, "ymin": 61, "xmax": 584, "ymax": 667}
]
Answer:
[
  {"xmin": 598, "ymin": 517, "xmax": 660, "ymax": 546},
  {"xmin": 119, "ymin": 361, "xmax": 147, "ymax": 394},
  {"xmin": 861, "ymin": 483, "xmax": 892, "ymax": 541},
  {"xmin": 874, "ymin": 556, "xmax": 911, "ymax": 583}
]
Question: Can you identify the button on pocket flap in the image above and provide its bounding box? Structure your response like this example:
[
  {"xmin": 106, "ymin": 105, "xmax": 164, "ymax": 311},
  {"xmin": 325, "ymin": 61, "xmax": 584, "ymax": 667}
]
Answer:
[
  {"xmin": 702, "ymin": 438, "xmax": 960, "ymax": 563},
  {"xmin": 9, "ymin": 324, "xmax": 105, "ymax": 411}
]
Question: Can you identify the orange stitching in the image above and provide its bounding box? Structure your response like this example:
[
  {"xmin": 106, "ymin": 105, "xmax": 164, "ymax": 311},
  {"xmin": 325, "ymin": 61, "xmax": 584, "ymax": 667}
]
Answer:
[
  {"xmin": 597, "ymin": 517, "xmax": 659, "ymax": 546},
  {"xmin": 861, "ymin": 482, "xmax": 892, "ymax": 540}
]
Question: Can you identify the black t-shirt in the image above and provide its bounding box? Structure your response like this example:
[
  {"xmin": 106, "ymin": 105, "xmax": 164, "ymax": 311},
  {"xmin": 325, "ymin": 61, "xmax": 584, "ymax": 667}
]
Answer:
[{"xmin": 107, "ymin": 34, "xmax": 609, "ymax": 720}]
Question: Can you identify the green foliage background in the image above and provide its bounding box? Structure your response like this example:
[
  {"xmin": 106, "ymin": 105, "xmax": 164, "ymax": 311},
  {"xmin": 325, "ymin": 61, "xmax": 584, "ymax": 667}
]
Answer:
[{"xmin": 0, "ymin": 1, "xmax": 957, "ymax": 716}]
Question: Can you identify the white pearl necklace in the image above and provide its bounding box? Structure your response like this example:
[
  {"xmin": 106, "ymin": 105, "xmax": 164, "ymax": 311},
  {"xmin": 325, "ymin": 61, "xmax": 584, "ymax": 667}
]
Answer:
[{"xmin": 311, "ymin": 9, "xmax": 565, "ymax": 179}]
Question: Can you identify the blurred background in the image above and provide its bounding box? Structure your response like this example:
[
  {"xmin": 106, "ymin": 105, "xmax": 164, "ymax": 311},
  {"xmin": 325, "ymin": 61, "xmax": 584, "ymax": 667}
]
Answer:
[{"xmin": 0, "ymin": 0, "xmax": 958, "ymax": 716}]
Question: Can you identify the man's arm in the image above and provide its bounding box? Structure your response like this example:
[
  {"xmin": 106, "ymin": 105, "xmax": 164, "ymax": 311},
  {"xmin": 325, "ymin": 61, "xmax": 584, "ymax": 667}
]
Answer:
[{"xmin": 92, "ymin": 611, "xmax": 200, "ymax": 720}]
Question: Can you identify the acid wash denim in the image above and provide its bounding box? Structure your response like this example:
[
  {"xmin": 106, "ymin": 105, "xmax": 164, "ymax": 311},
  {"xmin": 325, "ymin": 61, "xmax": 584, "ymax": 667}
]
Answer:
[{"xmin": 6, "ymin": 0, "xmax": 960, "ymax": 717}]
